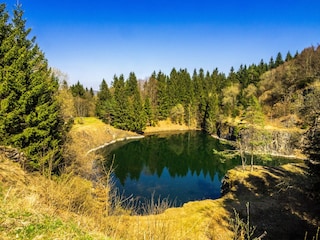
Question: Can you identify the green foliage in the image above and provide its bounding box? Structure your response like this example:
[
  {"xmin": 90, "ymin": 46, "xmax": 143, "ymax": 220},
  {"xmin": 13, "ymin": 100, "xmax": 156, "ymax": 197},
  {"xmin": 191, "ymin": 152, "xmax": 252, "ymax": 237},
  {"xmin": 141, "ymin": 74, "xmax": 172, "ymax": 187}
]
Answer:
[
  {"xmin": 156, "ymin": 71, "xmax": 170, "ymax": 119},
  {"xmin": 0, "ymin": 4, "xmax": 65, "ymax": 173},
  {"xmin": 109, "ymin": 73, "xmax": 146, "ymax": 132},
  {"xmin": 70, "ymin": 80, "xmax": 86, "ymax": 98},
  {"xmin": 1, "ymin": 209, "xmax": 96, "ymax": 240},
  {"xmin": 70, "ymin": 81, "xmax": 96, "ymax": 117},
  {"xmin": 170, "ymin": 104, "xmax": 185, "ymax": 124},
  {"xmin": 96, "ymin": 79, "xmax": 112, "ymax": 123},
  {"xmin": 88, "ymin": 41, "xmax": 319, "ymax": 139},
  {"xmin": 144, "ymin": 97, "xmax": 154, "ymax": 126}
]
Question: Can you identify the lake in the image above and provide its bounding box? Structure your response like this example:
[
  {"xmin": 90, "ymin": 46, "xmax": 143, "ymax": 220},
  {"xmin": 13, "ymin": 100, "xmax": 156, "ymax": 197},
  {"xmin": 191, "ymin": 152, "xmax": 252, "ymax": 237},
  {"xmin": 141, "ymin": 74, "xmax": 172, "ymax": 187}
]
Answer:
[{"xmin": 100, "ymin": 131, "xmax": 301, "ymax": 208}]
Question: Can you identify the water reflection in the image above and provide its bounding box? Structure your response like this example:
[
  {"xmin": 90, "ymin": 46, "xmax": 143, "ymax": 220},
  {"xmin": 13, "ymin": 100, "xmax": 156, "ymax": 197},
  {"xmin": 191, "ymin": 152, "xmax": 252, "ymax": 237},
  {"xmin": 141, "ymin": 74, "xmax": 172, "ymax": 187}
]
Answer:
[
  {"xmin": 100, "ymin": 131, "xmax": 302, "ymax": 206},
  {"xmin": 100, "ymin": 131, "xmax": 238, "ymax": 205}
]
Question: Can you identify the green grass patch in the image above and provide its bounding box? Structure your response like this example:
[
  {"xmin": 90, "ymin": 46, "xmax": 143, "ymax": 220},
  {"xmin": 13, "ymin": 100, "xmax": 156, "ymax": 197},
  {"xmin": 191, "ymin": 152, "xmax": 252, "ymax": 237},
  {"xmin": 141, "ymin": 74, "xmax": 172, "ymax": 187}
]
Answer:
[{"xmin": 0, "ymin": 208, "xmax": 100, "ymax": 240}]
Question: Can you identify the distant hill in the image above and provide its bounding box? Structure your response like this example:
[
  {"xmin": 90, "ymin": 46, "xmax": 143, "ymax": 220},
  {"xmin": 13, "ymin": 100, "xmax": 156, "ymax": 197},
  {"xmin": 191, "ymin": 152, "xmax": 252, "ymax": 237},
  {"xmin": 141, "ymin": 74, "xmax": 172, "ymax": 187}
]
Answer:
[{"xmin": 258, "ymin": 45, "xmax": 320, "ymax": 127}]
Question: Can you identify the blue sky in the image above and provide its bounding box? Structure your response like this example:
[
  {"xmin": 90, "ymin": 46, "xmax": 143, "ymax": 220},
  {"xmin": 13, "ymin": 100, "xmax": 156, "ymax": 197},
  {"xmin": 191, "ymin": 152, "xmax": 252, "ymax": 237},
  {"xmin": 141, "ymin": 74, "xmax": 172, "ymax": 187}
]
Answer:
[{"xmin": 4, "ymin": 0, "xmax": 320, "ymax": 89}]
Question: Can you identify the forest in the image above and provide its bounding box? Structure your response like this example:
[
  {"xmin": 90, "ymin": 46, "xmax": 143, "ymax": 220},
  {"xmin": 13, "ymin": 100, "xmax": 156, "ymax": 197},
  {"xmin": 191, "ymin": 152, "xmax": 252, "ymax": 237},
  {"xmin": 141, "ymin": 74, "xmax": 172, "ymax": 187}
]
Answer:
[
  {"xmin": 0, "ymin": 3, "xmax": 320, "ymax": 239},
  {"xmin": 1, "ymin": 3, "xmax": 320, "ymax": 175},
  {"xmin": 69, "ymin": 48, "xmax": 319, "ymax": 135}
]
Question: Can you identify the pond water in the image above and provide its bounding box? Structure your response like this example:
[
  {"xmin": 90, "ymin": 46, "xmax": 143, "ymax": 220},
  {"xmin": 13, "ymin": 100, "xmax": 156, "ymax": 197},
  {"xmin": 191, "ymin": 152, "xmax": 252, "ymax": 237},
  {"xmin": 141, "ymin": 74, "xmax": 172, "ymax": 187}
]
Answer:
[{"xmin": 100, "ymin": 131, "xmax": 301, "ymax": 208}]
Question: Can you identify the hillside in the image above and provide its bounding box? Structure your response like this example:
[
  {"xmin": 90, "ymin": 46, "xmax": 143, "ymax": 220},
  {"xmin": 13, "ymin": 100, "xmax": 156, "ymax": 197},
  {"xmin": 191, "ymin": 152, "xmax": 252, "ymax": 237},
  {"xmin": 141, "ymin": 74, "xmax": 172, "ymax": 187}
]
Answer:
[
  {"xmin": 0, "ymin": 3, "xmax": 319, "ymax": 239},
  {"xmin": 1, "ymin": 118, "xmax": 319, "ymax": 239}
]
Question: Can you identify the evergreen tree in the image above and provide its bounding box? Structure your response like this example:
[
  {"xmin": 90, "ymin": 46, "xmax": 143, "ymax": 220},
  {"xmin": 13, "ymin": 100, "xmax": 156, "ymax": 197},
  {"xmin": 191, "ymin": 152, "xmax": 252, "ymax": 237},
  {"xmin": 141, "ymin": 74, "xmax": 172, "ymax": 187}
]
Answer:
[
  {"xmin": 112, "ymin": 74, "xmax": 130, "ymax": 130},
  {"xmin": 167, "ymin": 68, "xmax": 179, "ymax": 108},
  {"xmin": 126, "ymin": 72, "xmax": 146, "ymax": 132},
  {"xmin": 70, "ymin": 81, "xmax": 95, "ymax": 117},
  {"xmin": 156, "ymin": 71, "xmax": 170, "ymax": 120},
  {"xmin": 269, "ymin": 56, "xmax": 275, "ymax": 69},
  {"xmin": 193, "ymin": 69, "xmax": 207, "ymax": 128},
  {"xmin": 143, "ymin": 72, "xmax": 158, "ymax": 123},
  {"xmin": 285, "ymin": 51, "xmax": 293, "ymax": 62},
  {"xmin": 258, "ymin": 59, "xmax": 268, "ymax": 72},
  {"xmin": 0, "ymin": 4, "xmax": 65, "ymax": 173},
  {"xmin": 144, "ymin": 97, "xmax": 153, "ymax": 126},
  {"xmin": 70, "ymin": 80, "xmax": 85, "ymax": 97},
  {"xmin": 96, "ymin": 79, "xmax": 112, "ymax": 123},
  {"xmin": 0, "ymin": 4, "xmax": 9, "ymax": 46},
  {"xmin": 275, "ymin": 52, "xmax": 284, "ymax": 67}
]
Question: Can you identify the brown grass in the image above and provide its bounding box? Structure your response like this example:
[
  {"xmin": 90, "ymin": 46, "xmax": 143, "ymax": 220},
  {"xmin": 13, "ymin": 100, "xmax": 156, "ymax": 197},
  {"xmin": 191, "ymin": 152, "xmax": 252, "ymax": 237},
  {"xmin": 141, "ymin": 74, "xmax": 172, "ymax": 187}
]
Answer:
[
  {"xmin": 64, "ymin": 117, "xmax": 139, "ymax": 176},
  {"xmin": 144, "ymin": 119, "xmax": 198, "ymax": 133},
  {"xmin": 1, "ymin": 117, "xmax": 318, "ymax": 239}
]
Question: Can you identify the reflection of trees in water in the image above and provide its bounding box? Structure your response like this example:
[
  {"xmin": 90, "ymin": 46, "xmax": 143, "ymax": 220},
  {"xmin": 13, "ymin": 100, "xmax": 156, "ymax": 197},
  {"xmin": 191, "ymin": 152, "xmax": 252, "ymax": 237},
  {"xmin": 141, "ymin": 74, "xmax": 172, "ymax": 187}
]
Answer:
[{"xmin": 102, "ymin": 131, "xmax": 240, "ymax": 185}]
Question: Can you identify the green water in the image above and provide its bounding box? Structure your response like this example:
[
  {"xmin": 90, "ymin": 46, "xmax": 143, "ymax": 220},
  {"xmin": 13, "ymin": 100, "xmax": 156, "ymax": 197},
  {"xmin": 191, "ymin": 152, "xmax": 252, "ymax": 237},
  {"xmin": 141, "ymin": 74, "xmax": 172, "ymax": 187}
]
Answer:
[{"xmin": 100, "ymin": 131, "xmax": 301, "ymax": 207}]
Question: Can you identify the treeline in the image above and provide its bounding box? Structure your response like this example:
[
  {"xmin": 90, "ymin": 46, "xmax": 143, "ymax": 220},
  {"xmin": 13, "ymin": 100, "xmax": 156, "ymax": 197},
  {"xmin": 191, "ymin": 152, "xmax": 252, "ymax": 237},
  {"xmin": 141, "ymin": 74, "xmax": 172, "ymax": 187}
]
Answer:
[
  {"xmin": 82, "ymin": 51, "xmax": 297, "ymax": 133},
  {"xmin": 1, "ymin": 3, "xmax": 320, "ymax": 177},
  {"xmin": 64, "ymin": 47, "xmax": 320, "ymax": 136}
]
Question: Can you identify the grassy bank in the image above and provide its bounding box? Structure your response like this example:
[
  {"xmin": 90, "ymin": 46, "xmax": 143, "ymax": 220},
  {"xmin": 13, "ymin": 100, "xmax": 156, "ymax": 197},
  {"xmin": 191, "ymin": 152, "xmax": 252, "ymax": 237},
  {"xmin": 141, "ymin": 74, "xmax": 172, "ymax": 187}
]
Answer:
[
  {"xmin": 0, "ymin": 117, "xmax": 319, "ymax": 239},
  {"xmin": 144, "ymin": 119, "xmax": 199, "ymax": 133}
]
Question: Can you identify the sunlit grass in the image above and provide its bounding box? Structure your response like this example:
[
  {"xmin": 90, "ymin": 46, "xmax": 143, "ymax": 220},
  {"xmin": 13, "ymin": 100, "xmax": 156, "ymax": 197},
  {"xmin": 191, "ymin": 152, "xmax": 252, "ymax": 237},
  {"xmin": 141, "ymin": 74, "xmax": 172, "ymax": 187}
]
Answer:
[{"xmin": 1, "ymin": 117, "xmax": 316, "ymax": 239}]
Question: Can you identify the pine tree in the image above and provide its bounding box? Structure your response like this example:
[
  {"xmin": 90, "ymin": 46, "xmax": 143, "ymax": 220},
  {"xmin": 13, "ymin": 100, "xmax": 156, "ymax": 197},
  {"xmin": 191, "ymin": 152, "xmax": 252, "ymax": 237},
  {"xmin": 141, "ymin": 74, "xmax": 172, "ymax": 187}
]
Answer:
[
  {"xmin": 156, "ymin": 71, "xmax": 170, "ymax": 120},
  {"xmin": 70, "ymin": 80, "xmax": 85, "ymax": 97},
  {"xmin": 143, "ymin": 72, "xmax": 158, "ymax": 123},
  {"xmin": 126, "ymin": 72, "xmax": 146, "ymax": 132},
  {"xmin": 112, "ymin": 74, "xmax": 130, "ymax": 130},
  {"xmin": 96, "ymin": 79, "xmax": 112, "ymax": 123},
  {"xmin": 70, "ymin": 81, "xmax": 95, "ymax": 117},
  {"xmin": 285, "ymin": 51, "xmax": 293, "ymax": 62},
  {"xmin": 275, "ymin": 52, "xmax": 284, "ymax": 67},
  {"xmin": 144, "ymin": 97, "xmax": 153, "ymax": 126},
  {"xmin": 0, "ymin": 4, "xmax": 65, "ymax": 173},
  {"xmin": 269, "ymin": 56, "xmax": 275, "ymax": 69},
  {"xmin": 193, "ymin": 69, "xmax": 207, "ymax": 128}
]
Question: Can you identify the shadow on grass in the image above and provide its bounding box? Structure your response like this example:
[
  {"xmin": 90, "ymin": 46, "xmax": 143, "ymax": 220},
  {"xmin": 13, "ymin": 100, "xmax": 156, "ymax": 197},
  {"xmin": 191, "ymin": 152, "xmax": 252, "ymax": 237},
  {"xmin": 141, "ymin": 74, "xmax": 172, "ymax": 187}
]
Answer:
[{"xmin": 221, "ymin": 164, "xmax": 320, "ymax": 240}]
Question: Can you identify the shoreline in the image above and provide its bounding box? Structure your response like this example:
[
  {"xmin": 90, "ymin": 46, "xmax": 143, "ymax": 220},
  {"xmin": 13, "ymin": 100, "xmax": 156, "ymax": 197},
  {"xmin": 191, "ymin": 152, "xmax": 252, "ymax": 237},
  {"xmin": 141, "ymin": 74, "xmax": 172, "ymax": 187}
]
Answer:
[
  {"xmin": 211, "ymin": 134, "xmax": 306, "ymax": 160},
  {"xmin": 86, "ymin": 135, "xmax": 145, "ymax": 155}
]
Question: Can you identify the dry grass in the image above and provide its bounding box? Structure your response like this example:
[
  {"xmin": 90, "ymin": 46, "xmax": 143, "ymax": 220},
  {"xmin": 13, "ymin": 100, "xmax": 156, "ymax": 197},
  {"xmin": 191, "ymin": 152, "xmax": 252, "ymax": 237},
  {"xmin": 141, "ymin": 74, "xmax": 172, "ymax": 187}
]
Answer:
[
  {"xmin": 0, "ymin": 157, "xmax": 109, "ymax": 239},
  {"xmin": 64, "ymin": 117, "xmax": 139, "ymax": 176},
  {"xmin": 0, "ymin": 154, "xmax": 233, "ymax": 239},
  {"xmin": 1, "ymin": 117, "xmax": 318, "ymax": 239},
  {"xmin": 144, "ymin": 119, "xmax": 198, "ymax": 133},
  {"xmin": 223, "ymin": 164, "xmax": 320, "ymax": 239},
  {"xmin": 0, "ymin": 117, "xmax": 231, "ymax": 239}
]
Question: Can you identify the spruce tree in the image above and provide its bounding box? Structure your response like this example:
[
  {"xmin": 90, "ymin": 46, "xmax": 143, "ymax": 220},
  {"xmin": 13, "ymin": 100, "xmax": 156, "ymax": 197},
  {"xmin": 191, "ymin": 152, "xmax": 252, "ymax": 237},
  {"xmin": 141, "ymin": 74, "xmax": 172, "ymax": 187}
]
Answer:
[
  {"xmin": 143, "ymin": 72, "xmax": 158, "ymax": 123},
  {"xmin": 275, "ymin": 52, "xmax": 284, "ymax": 67},
  {"xmin": 156, "ymin": 71, "xmax": 170, "ymax": 120},
  {"xmin": 144, "ymin": 97, "xmax": 153, "ymax": 126},
  {"xmin": 0, "ymin": 4, "xmax": 64, "ymax": 173},
  {"xmin": 112, "ymin": 74, "xmax": 130, "ymax": 130},
  {"xmin": 285, "ymin": 51, "xmax": 293, "ymax": 62},
  {"xmin": 126, "ymin": 72, "xmax": 146, "ymax": 132},
  {"xmin": 96, "ymin": 79, "xmax": 112, "ymax": 123}
]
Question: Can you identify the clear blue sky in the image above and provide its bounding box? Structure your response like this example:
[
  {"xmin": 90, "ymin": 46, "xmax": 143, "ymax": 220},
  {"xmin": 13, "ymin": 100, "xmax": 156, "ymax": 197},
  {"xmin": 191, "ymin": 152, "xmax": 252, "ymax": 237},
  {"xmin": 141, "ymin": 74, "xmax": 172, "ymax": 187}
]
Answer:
[{"xmin": 4, "ymin": 0, "xmax": 320, "ymax": 90}]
